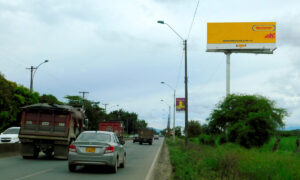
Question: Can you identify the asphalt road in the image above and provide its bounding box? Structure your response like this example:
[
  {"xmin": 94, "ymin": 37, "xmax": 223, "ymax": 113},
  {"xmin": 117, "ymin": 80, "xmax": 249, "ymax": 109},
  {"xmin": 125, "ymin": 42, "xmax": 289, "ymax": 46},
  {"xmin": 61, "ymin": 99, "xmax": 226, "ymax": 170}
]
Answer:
[{"xmin": 0, "ymin": 138, "xmax": 164, "ymax": 180}]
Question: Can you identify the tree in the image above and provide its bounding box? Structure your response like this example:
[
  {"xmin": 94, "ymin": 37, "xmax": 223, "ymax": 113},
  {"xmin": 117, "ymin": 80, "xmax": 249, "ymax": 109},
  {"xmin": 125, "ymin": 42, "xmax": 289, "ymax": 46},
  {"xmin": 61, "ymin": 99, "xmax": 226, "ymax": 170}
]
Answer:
[
  {"xmin": 175, "ymin": 126, "xmax": 182, "ymax": 136},
  {"xmin": 0, "ymin": 73, "xmax": 39, "ymax": 132},
  {"xmin": 64, "ymin": 95, "xmax": 106, "ymax": 130},
  {"xmin": 207, "ymin": 94, "xmax": 288, "ymax": 148},
  {"xmin": 188, "ymin": 120, "xmax": 202, "ymax": 137},
  {"xmin": 107, "ymin": 110, "xmax": 147, "ymax": 134},
  {"xmin": 39, "ymin": 94, "xmax": 63, "ymax": 104}
]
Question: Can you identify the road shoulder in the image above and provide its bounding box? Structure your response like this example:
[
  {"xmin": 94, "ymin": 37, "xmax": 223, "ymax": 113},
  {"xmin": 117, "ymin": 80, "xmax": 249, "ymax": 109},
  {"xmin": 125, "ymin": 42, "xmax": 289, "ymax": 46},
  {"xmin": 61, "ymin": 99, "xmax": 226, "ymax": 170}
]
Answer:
[{"xmin": 150, "ymin": 139, "xmax": 172, "ymax": 180}]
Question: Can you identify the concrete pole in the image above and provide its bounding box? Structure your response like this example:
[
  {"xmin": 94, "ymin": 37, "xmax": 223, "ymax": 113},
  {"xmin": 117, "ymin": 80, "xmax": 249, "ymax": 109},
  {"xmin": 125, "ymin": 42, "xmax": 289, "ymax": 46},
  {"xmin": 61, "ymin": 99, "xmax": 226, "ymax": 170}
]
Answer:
[
  {"xmin": 225, "ymin": 52, "xmax": 231, "ymax": 96},
  {"xmin": 30, "ymin": 66, "xmax": 34, "ymax": 92},
  {"xmin": 184, "ymin": 39, "xmax": 188, "ymax": 147},
  {"xmin": 173, "ymin": 90, "xmax": 176, "ymax": 142}
]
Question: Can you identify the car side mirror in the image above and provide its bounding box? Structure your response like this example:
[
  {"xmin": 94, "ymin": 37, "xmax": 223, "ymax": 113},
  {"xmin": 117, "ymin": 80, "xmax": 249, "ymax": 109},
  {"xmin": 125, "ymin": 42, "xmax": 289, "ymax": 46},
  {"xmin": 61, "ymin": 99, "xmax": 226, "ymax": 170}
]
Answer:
[{"xmin": 120, "ymin": 140, "xmax": 125, "ymax": 145}]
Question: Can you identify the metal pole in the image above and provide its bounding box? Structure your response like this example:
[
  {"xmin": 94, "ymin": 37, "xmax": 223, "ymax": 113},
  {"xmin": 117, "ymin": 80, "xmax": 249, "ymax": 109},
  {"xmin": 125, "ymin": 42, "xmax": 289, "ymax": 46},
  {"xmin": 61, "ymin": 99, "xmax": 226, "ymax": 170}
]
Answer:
[
  {"xmin": 225, "ymin": 52, "xmax": 231, "ymax": 96},
  {"xmin": 173, "ymin": 90, "xmax": 176, "ymax": 142},
  {"xmin": 184, "ymin": 39, "xmax": 188, "ymax": 147}
]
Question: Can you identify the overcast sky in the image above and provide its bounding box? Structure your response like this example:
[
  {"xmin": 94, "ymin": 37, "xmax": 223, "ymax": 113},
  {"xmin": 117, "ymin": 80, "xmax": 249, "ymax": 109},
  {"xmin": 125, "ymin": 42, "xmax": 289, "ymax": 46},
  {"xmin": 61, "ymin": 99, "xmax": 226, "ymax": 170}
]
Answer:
[{"xmin": 1, "ymin": 0, "xmax": 300, "ymax": 130}]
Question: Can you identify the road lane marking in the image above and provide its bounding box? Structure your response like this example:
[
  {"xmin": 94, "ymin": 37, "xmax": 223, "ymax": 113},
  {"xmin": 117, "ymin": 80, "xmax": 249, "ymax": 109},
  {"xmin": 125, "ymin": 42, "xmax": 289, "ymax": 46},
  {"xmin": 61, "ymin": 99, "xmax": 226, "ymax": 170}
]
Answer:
[
  {"xmin": 145, "ymin": 138, "xmax": 164, "ymax": 180},
  {"xmin": 13, "ymin": 168, "xmax": 53, "ymax": 180}
]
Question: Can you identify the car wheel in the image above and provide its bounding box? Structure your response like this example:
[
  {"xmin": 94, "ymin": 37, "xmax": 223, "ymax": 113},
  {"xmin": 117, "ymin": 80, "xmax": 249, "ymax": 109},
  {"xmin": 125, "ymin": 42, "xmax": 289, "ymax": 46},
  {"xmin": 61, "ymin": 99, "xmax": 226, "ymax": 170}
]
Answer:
[
  {"xmin": 69, "ymin": 164, "xmax": 76, "ymax": 172},
  {"xmin": 139, "ymin": 141, "xmax": 142, "ymax": 145},
  {"xmin": 111, "ymin": 159, "xmax": 118, "ymax": 173},
  {"xmin": 120, "ymin": 155, "xmax": 125, "ymax": 168}
]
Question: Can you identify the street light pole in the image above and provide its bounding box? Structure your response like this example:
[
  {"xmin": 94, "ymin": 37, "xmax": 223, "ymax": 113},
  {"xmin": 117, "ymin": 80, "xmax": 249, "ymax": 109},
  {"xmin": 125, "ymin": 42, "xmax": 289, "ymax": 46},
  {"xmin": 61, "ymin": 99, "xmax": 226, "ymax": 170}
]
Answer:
[
  {"xmin": 26, "ymin": 60, "xmax": 49, "ymax": 92},
  {"xmin": 161, "ymin": 99, "xmax": 171, "ymax": 132},
  {"xmin": 158, "ymin": 20, "xmax": 189, "ymax": 146},
  {"xmin": 161, "ymin": 82, "xmax": 176, "ymax": 143}
]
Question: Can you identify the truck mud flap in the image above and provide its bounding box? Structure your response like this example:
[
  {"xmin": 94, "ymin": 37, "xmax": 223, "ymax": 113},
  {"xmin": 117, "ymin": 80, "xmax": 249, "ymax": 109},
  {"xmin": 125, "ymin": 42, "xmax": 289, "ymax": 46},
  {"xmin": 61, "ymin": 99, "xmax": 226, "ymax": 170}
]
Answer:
[
  {"xmin": 20, "ymin": 143, "xmax": 35, "ymax": 157},
  {"xmin": 54, "ymin": 145, "xmax": 68, "ymax": 159}
]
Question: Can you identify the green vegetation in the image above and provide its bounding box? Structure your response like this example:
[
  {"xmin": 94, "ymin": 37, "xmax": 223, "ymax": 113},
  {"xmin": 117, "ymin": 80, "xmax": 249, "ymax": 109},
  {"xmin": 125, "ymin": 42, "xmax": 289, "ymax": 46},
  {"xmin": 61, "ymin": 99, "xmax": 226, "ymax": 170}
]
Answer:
[
  {"xmin": 207, "ymin": 94, "xmax": 287, "ymax": 148},
  {"xmin": 167, "ymin": 136, "xmax": 300, "ymax": 180},
  {"xmin": 188, "ymin": 120, "xmax": 202, "ymax": 137},
  {"xmin": 0, "ymin": 73, "xmax": 147, "ymax": 133}
]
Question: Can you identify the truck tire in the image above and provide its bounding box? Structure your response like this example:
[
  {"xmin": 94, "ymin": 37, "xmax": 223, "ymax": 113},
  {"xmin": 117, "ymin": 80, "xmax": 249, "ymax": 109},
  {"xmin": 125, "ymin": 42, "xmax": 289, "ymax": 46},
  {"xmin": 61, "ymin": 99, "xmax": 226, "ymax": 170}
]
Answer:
[
  {"xmin": 33, "ymin": 148, "xmax": 39, "ymax": 159},
  {"xmin": 68, "ymin": 164, "xmax": 76, "ymax": 172},
  {"xmin": 44, "ymin": 149, "xmax": 54, "ymax": 157},
  {"xmin": 149, "ymin": 141, "xmax": 152, "ymax": 145}
]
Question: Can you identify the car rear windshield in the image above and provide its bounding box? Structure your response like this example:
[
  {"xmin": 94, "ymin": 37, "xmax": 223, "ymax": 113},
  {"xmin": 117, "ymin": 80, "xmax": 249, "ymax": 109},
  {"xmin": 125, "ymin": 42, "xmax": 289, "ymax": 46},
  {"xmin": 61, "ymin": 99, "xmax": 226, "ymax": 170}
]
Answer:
[
  {"xmin": 76, "ymin": 133, "xmax": 111, "ymax": 142},
  {"xmin": 3, "ymin": 128, "xmax": 19, "ymax": 134}
]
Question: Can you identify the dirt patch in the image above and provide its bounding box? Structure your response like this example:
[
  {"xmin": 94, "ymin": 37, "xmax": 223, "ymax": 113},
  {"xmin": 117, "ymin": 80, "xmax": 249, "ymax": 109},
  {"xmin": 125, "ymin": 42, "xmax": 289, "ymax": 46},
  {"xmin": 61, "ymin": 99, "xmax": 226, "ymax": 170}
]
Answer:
[{"xmin": 152, "ymin": 141, "xmax": 172, "ymax": 180}]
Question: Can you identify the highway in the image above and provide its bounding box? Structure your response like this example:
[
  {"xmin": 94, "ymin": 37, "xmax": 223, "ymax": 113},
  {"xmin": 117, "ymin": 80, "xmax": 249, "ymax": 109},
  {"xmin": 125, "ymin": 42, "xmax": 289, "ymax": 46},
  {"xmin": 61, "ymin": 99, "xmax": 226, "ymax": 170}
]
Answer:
[{"xmin": 0, "ymin": 138, "xmax": 164, "ymax": 180}]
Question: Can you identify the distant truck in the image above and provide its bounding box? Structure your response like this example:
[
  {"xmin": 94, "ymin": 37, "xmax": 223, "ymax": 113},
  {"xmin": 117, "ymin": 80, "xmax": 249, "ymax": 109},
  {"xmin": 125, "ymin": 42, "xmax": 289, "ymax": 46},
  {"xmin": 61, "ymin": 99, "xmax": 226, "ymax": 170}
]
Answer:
[
  {"xmin": 98, "ymin": 121, "xmax": 124, "ymax": 140},
  {"xmin": 138, "ymin": 129, "xmax": 154, "ymax": 145},
  {"xmin": 19, "ymin": 103, "xmax": 85, "ymax": 159}
]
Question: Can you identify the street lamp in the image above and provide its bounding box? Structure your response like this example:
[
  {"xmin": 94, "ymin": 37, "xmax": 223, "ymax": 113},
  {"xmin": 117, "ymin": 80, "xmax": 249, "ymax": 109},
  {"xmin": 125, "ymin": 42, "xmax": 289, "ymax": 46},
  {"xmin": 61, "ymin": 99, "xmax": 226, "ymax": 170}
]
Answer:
[
  {"xmin": 160, "ymin": 99, "xmax": 171, "ymax": 132},
  {"xmin": 26, "ymin": 60, "xmax": 49, "ymax": 92},
  {"xmin": 158, "ymin": 20, "xmax": 189, "ymax": 146},
  {"xmin": 161, "ymin": 81, "xmax": 176, "ymax": 142}
]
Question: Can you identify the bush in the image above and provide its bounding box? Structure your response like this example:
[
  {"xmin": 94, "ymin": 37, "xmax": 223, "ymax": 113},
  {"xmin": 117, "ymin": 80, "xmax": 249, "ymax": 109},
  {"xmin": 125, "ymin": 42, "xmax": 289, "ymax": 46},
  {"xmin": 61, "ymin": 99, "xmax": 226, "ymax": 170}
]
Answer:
[
  {"xmin": 188, "ymin": 120, "xmax": 202, "ymax": 137},
  {"xmin": 199, "ymin": 134, "xmax": 216, "ymax": 146},
  {"xmin": 207, "ymin": 94, "xmax": 288, "ymax": 148}
]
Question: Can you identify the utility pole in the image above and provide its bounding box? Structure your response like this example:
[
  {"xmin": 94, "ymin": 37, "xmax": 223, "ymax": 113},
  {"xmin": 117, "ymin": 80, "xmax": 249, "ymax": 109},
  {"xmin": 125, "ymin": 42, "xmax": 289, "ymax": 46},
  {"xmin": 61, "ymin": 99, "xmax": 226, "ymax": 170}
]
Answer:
[
  {"xmin": 26, "ymin": 66, "xmax": 36, "ymax": 92},
  {"xmin": 167, "ymin": 106, "xmax": 171, "ymax": 131},
  {"xmin": 157, "ymin": 20, "xmax": 188, "ymax": 147},
  {"xmin": 26, "ymin": 60, "xmax": 49, "ymax": 92},
  {"xmin": 103, "ymin": 103, "xmax": 109, "ymax": 113},
  {"xmin": 79, "ymin": 91, "xmax": 89, "ymax": 100},
  {"xmin": 173, "ymin": 90, "xmax": 176, "ymax": 142},
  {"xmin": 184, "ymin": 39, "xmax": 189, "ymax": 147},
  {"xmin": 79, "ymin": 91, "xmax": 89, "ymax": 111}
]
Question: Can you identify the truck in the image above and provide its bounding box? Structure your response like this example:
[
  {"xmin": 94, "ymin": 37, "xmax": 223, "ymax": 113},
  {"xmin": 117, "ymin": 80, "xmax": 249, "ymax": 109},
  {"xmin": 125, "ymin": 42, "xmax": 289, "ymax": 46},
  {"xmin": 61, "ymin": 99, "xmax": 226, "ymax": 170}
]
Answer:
[
  {"xmin": 19, "ymin": 103, "xmax": 85, "ymax": 159},
  {"xmin": 138, "ymin": 129, "xmax": 154, "ymax": 145},
  {"xmin": 98, "ymin": 121, "xmax": 124, "ymax": 140}
]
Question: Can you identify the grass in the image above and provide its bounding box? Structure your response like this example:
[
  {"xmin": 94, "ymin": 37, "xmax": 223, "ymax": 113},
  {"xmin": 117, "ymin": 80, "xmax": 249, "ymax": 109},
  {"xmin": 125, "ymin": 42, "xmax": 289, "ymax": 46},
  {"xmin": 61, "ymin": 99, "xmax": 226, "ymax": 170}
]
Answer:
[{"xmin": 166, "ymin": 136, "xmax": 300, "ymax": 180}]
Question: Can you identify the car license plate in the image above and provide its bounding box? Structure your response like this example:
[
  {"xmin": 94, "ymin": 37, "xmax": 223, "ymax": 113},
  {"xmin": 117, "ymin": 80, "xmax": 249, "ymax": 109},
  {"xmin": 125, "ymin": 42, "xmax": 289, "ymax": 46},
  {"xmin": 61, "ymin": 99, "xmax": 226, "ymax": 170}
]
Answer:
[{"xmin": 86, "ymin": 147, "xmax": 95, "ymax": 153}]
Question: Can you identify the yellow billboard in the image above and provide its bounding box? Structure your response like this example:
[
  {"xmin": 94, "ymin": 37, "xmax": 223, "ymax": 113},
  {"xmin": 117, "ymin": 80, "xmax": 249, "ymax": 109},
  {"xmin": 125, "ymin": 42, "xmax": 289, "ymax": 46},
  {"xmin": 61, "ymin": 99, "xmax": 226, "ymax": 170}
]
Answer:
[{"xmin": 207, "ymin": 22, "xmax": 276, "ymax": 53}]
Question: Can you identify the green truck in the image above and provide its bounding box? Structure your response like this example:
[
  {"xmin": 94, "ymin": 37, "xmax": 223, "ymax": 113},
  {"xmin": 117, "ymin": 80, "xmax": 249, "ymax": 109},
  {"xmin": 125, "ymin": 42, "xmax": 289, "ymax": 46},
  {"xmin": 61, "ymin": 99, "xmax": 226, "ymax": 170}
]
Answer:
[{"xmin": 19, "ymin": 103, "xmax": 86, "ymax": 159}]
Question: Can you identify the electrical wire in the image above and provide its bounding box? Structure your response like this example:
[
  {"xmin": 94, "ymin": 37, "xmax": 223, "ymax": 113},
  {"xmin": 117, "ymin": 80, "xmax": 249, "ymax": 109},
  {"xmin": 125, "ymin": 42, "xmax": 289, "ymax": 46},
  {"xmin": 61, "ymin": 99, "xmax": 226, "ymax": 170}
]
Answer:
[{"xmin": 187, "ymin": 0, "xmax": 200, "ymax": 40}]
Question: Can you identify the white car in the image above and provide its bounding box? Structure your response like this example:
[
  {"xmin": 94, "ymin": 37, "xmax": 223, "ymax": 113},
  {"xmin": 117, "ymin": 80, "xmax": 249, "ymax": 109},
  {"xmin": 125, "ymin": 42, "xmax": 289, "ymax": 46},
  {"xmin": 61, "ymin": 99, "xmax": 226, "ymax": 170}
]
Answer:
[{"xmin": 0, "ymin": 127, "xmax": 20, "ymax": 143}]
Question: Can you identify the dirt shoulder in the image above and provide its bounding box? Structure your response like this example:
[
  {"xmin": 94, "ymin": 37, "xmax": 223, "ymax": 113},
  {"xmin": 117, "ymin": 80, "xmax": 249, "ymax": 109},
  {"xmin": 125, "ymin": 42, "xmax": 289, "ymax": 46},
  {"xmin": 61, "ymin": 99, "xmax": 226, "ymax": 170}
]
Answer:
[{"xmin": 152, "ymin": 140, "xmax": 172, "ymax": 180}]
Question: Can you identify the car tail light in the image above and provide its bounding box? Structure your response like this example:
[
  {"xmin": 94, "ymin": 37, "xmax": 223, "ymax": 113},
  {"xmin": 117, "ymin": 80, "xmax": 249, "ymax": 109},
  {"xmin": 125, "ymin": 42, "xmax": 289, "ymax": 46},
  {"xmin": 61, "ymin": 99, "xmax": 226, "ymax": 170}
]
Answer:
[
  {"xmin": 104, "ymin": 146, "xmax": 115, "ymax": 154},
  {"xmin": 69, "ymin": 144, "xmax": 76, "ymax": 152}
]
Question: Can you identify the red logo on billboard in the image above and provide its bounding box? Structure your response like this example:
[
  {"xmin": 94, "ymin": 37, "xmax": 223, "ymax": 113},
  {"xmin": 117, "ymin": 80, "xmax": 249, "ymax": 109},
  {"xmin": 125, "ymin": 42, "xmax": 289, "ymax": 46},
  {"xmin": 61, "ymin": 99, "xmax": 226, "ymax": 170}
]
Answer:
[
  {"xmin": 264, "ymin": 33, "xmax": 275, "ymax": 39},
  {"xmin": 176, "ymin": 98, "xmax": 185, "ymax": 111}
]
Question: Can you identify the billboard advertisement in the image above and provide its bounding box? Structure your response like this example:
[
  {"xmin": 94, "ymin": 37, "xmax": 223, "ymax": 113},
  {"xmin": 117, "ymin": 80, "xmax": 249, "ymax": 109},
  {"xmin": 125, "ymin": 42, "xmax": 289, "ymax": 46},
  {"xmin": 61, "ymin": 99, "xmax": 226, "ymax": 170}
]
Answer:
[
  {"xmin": 176, "ymin": 98, "xmax": 185, "ymax": 111},
  {"xmin": 207, "ymin": 22, "xmax": 276, "ymax": 53}
]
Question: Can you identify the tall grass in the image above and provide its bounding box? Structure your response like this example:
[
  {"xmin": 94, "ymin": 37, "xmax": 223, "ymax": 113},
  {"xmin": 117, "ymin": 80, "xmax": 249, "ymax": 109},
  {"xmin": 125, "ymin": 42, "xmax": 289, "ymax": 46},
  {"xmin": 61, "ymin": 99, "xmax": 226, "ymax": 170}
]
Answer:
[{"xmin": 167, "ymin": 136, "xmax": 300, "ymax": 180}]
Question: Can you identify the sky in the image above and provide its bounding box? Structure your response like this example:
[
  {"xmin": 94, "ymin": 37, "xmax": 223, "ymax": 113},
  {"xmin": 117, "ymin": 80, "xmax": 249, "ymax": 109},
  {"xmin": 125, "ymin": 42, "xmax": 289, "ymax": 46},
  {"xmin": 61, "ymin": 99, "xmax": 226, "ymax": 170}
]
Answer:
[{"xmin": 1, "ymin": 0, "xmax": 300, "ymax": 130}]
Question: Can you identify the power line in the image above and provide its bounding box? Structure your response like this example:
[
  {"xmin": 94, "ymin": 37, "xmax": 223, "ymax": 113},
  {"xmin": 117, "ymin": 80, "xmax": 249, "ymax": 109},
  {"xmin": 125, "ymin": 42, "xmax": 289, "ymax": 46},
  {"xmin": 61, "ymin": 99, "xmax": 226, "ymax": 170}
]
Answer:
[{"xmin": 187, "ymin": 0, "xmax": 200, "ymax": 40}]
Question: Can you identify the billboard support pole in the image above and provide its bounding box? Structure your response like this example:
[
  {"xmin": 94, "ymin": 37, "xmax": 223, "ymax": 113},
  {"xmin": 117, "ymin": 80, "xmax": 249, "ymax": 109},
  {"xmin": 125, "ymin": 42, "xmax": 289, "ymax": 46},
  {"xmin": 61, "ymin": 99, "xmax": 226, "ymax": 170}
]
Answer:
[{"xmin": 225, "ymin": 52, "xmax": 231, "ymax": 96}]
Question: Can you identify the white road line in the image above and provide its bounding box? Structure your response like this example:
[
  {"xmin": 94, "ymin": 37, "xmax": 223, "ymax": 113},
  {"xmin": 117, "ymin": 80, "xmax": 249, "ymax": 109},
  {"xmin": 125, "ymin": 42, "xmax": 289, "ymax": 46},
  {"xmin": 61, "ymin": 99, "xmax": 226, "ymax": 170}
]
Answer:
[
  {"xmin": 145, "ymin": 138, "xmax": 164, "ymax": 180},
  {"xmin": 14, "ymin": 168, "xmax": 53, "ymax": 180}
]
